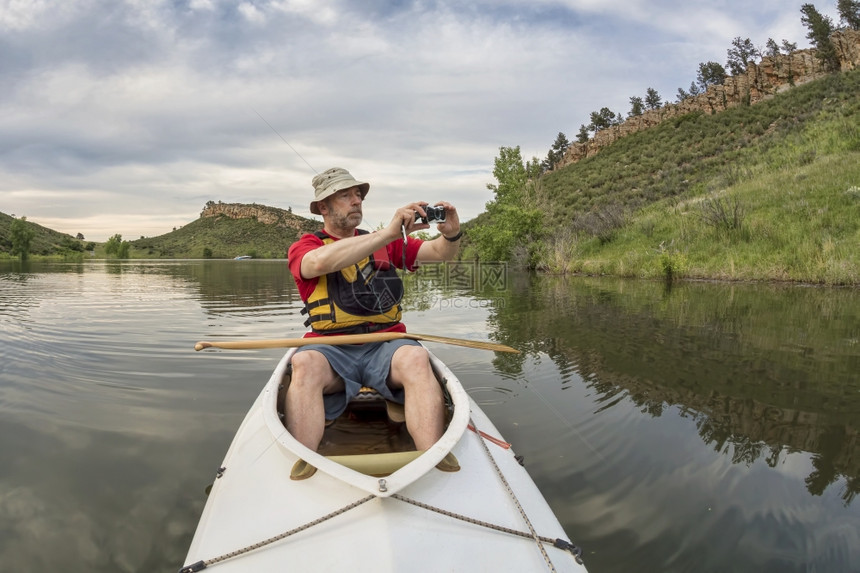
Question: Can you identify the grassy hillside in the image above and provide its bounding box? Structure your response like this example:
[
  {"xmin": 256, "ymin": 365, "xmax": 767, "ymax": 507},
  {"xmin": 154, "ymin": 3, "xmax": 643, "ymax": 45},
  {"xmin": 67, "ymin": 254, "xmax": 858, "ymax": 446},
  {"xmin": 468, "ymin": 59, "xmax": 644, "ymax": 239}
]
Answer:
[
  {"xmin": 128, "ymin": 208, "xmax": 320, "ymax": 259},
  {"xmin": 528, "ymin": 67, "xmax": 860, "ymax": 284},
  {"xmin": 0, "ymin": 205, "xmax": 320, "ymax": 260},
  {"xmin": 0, "ymin": 212, "xmax": 89, "ymax": 258},
  {"xmin": 4, "ymin": 68, "xmax": 858, "ymax": 280}
]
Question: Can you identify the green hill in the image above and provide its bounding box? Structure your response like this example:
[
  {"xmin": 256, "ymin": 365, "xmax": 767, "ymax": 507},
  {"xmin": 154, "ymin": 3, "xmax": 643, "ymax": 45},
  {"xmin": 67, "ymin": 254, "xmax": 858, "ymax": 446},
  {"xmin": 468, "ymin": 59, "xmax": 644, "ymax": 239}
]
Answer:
[
  {"xmin": 0, "ymin": 212, "xmax": 89, "ymax": 257},
  {"xmin": 467, "ymin": 66, "xmax": 860, "ymax": 285},
  {"xmin": 0, "ymin": 203, "xmax": 320, "ymax": 260},
  {"xmin": 4, "ymin": 69, "xmax": 859, "ymax": 281},
  {"xmin": 129, "ymin": 203, "xmax": 320, "ymax": 259}
]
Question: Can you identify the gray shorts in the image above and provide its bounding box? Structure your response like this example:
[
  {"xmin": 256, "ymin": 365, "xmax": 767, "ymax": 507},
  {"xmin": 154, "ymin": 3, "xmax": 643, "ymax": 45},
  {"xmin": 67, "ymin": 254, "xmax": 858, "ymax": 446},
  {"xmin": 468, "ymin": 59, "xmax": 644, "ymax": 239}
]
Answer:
[{"xmin": 293, "ymin": 339, "xmax": 420, "ymax": 419}]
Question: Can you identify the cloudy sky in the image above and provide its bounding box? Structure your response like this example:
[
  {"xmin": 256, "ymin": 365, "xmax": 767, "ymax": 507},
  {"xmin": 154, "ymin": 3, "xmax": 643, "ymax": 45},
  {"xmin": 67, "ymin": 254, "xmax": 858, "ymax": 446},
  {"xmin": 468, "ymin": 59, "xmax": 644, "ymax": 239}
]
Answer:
[{"xmin": 1, "ymin": 0, "xmax": 835, "ymax": 241}]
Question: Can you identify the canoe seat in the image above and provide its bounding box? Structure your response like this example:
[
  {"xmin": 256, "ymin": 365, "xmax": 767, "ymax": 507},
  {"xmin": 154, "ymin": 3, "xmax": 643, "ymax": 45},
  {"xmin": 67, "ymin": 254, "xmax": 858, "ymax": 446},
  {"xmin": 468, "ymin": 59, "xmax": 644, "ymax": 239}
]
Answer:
[
  {"xmin": 327, "ymin": 450, "xmax": 425, "ymax": 476},
  {"xmin": 290, "ymin": 450, "xmax": 459, "ymax": 480},
  {"xmin": 352, "ymin": 386, "xmax": 405, "ymax": 423},
  {"xmin": 289, "ymin": 451, "xmax": 422, "ymax": 480}
]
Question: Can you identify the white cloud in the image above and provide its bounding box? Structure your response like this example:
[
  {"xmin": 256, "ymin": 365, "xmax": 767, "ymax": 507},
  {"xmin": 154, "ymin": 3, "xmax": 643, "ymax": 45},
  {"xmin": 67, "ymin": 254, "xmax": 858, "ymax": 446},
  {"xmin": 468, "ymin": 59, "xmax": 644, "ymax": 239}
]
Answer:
[
  {"xmin": 238, "ymin": 1, "xmax": 266, "ymax": 24},
  {"xmin": 0, "ymin": 0, "xmax": 827, "ymax": 241}
]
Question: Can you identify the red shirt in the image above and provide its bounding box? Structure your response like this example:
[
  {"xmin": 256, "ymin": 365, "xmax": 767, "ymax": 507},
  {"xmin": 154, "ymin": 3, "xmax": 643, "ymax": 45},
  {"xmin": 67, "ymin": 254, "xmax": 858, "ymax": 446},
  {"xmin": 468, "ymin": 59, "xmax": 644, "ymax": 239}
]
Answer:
[{"xmin": 287, "ymin": 230, "xmax": 423, "ymax": 336}]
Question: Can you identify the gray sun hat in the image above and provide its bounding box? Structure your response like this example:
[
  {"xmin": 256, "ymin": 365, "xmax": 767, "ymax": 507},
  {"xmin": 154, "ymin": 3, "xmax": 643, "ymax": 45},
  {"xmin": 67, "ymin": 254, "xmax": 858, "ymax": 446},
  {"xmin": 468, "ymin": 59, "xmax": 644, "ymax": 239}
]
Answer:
[{"xmin": 310, "ymin": 167, "xmax": 370, "ymax": 215}]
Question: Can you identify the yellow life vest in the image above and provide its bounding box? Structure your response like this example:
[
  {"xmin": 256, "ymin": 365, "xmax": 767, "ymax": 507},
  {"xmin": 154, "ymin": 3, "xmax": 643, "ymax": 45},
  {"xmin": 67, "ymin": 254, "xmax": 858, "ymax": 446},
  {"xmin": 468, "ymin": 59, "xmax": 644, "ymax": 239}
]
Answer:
[{"xmin": 301, "ymin": 230, "xmax": 403, "ymax": 334}]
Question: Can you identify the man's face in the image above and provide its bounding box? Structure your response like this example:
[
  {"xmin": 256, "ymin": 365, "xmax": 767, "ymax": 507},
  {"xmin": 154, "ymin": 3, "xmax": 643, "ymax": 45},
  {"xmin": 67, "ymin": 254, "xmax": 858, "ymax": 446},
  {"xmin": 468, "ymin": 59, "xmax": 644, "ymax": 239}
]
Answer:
[{"xmin": 322, "ymin": 186, "xmax": 363, "ymax": 229}]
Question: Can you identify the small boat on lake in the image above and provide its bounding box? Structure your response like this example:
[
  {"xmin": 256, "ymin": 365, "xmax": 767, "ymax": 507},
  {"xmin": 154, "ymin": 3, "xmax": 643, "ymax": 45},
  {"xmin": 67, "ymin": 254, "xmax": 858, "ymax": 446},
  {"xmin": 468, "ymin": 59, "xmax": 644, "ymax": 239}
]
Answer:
[
  {"xmin": 180, "ymin": 347, "xmax": 587, "ymax": 572},
  {"xmin": 233, "ymin": 255, "xmax": 252, "ymax": 260}
]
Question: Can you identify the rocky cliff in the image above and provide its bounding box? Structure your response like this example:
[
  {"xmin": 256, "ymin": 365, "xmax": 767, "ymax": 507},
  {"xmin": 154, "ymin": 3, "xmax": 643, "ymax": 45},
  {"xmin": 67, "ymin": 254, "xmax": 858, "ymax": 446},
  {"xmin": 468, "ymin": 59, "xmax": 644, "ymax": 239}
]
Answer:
[
  {"xmin": 200, "ymin": 201, "xmax": 316, "ymax": 232},
  {"xmin": 559, "ymin": 29, "xmax": 860, "ymax": 167}
]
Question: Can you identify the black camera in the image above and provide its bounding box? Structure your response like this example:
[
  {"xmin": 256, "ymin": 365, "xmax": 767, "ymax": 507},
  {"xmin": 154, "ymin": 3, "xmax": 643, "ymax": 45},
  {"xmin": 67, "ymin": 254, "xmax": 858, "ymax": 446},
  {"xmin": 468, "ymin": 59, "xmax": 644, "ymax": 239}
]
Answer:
[{"xmin": 415, "ymin": 205, "xmax": 446, "ymax": 224}]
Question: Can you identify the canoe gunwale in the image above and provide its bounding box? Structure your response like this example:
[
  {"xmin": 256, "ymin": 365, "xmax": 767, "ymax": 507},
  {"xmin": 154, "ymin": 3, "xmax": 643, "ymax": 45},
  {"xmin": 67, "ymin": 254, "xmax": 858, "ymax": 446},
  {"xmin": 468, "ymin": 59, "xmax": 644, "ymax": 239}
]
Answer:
[{"xmin": 261, "ymin": 347, "xmax": 471, "ymax": 497}]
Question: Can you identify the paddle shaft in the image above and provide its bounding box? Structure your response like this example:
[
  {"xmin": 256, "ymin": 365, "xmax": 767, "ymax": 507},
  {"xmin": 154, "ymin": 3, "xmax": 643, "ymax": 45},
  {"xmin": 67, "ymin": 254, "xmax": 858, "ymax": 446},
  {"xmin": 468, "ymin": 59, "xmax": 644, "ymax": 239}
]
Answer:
[{"xmin": 194, "ymin": 331, "xmax": 519, "ymax": 353}]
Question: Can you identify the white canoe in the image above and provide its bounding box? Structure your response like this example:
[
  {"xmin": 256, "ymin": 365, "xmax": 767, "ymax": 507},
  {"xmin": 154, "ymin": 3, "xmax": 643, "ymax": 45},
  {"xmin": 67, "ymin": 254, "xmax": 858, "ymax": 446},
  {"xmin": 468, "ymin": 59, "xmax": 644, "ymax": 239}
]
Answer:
[{"xmin": 181, "ymin": 348, "xmax": 587, "ymax": 572}]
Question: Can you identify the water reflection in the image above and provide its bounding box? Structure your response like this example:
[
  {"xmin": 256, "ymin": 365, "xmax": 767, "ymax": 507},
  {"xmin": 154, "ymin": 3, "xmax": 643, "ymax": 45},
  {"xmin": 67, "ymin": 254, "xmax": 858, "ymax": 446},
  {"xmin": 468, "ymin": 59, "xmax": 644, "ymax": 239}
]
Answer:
[
  {"xmin": 480, "ymin": 275, "xmax": 860, "ymax": 505},
  {"xmin": 2, "ymin": 260, "xmax": 858, "ymax": 572}
]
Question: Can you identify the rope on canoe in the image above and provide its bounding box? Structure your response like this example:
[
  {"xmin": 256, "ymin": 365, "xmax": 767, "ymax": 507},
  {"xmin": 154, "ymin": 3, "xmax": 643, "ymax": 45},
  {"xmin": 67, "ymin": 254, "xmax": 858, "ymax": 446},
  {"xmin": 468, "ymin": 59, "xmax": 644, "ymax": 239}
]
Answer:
[
  {"xmin": 178, "ymin": 420, "xmax": 584, "ymax": 572},
  {"xmin": 468, "ymin": 415, "xmax": 556, "ymax": 572},
  {"xmin": 390, "ymin": 493, "xmax": 584, "ymax": 564},
  {"xmin": 177, "ymin": 495, "xmax": 375, "ymax": 573}
]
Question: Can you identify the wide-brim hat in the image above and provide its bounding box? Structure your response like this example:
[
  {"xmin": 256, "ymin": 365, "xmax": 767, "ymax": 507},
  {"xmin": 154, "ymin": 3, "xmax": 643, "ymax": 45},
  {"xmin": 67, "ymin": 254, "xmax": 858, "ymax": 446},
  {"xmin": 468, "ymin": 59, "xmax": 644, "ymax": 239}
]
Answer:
[{"xmin": 310, "ymin": 167, "xmax": 370, "ymax": 215}]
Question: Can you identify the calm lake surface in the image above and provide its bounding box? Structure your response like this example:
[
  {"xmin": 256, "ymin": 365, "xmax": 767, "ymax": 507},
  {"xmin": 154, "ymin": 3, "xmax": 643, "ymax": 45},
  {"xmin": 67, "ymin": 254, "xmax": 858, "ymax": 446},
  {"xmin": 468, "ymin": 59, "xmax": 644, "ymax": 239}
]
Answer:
[{"xmin": 1, "ymin": 259, "xmax": 858, "ymax": 573}]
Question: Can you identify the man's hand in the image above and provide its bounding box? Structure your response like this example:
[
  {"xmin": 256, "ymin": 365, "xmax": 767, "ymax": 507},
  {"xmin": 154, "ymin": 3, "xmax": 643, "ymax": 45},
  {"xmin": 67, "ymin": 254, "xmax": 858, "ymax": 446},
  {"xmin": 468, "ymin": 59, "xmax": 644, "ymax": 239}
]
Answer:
[
  {"xmin": 387, "ymin": 201, "xmax": 461, "ymax": 239},
  {"xmin": 430, "ymin": 201, "xmax": 460, "ymax": 238},
  {"xmin": 385, "ymin": 202, "xmax": 433, "ymax": 239}
]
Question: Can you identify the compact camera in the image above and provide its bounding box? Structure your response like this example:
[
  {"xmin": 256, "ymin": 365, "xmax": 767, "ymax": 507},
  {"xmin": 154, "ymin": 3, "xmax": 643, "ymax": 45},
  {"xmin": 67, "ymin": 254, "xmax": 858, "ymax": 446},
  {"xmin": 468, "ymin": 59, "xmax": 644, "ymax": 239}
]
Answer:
[{"xmin": 415, "ymin": 205, "xmax": 446, "ymax": 224}]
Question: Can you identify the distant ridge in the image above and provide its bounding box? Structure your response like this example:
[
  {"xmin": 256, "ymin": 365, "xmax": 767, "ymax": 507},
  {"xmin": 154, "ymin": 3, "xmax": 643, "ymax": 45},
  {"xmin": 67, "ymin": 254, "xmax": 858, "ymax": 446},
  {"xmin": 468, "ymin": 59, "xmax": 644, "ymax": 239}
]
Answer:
[
  {"xmin": 129, "ymin": 201, "xmax": 320, "ymax": 259},
  {"xmin": 559, "ymin": 29, "xmax": 860, "ymax": 167}
]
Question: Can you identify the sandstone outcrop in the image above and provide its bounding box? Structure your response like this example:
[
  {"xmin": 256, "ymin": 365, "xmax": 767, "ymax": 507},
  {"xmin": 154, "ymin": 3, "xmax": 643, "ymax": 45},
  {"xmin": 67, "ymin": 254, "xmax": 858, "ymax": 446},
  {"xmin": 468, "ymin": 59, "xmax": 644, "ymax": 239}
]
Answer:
[
  {"xmin": 200, "ymin": 201, "xmax": 315, "ymax": 232},
  {"xmin": 559, "ymin": 29, "xmax": 860, "ymax": 168}
]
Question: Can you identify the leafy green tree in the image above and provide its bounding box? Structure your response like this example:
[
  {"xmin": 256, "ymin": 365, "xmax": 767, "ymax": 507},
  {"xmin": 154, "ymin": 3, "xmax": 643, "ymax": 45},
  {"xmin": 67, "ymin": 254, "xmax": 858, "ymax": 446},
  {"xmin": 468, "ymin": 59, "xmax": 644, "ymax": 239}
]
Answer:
[
  {"xmin": 10, "ymin": 217, "xmax": 35, "ymax": 261},
  {"xmin": 104, "ymin": 234, "xmax": 123, "ymax": 256},
  {"xmin": 628, "ymin": 96, "xmax": 644, "ymax": 117},
  {"xmin": 644, "ymin": 87, "xmax": 662, "ymax": 110},
  {"xmin": 469, "ymin": 146, "xmax": 544, "ymax": 264},
  {"xmin": 781, "ymin": 39, "xmax": 798, "ymax": 54},
  {"xmin": 104, "ymin": 234, "xmax": 131, "ymax": 258},
  {"xmin": 486, "ymin": 146, "xmax": 528, "ymax": 204},
  {"xmin": 801, "ymin": 4, "xmax": 839, "ymax": 70},
  {"xmin": 726, "ymin": 37, "xmax": 760, "ymax": 75},
  {"xmin": 696, "ymin": 61, "xmax": 727, "ymax": 91},
  {"xmin": 837, "ymin": 0, "xmax": 860, "ymax": 29}
]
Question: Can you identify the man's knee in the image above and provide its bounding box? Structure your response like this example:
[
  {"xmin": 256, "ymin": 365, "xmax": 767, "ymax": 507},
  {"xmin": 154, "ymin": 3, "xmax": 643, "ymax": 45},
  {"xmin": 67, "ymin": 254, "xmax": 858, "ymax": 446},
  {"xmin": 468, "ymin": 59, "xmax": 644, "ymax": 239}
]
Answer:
[
  {"xmin": 390, "ymin": 345, "xmax": 436, "ymax": 389},
  {"xmin": 392, "ymin": 344, "xmax": 430, "ymax": 370},
  {"xmin": 290, "ymin": 350, "xmax": 333, "ymax": 388},
  {"xmin": 292, "ymin": 349, "xmax": 327, "ymax": 372}
]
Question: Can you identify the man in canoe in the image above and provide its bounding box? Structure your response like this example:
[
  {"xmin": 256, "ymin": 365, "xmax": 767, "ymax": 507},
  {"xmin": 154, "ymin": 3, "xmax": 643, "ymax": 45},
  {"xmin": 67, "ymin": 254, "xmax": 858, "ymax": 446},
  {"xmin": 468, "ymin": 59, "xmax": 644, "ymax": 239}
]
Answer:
[{"xmin": 287, "ymin": 167, "xmax": 462, "ymax": 459}]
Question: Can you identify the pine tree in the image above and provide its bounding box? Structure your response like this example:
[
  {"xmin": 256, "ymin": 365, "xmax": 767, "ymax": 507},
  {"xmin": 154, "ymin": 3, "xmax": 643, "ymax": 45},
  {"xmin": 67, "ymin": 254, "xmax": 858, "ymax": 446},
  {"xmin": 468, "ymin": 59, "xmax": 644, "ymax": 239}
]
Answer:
[
  {"xmin": 628, "ymin": 96, "xmax": 644, "ymax": 117},
  {"xmin": 576, "ymin": 124, "xmax": 590, "ymax": 144},
  {"xmin": 543, "ymin": 132, "xmax": 570, "ymax": 171},
  {"xmin": 697, "ymin": 61, "xmax": 727, "ymax": 91},
  {"xmin": 837, "ymin": 0, "xmax": 860, "ymax": 29},
  {"xmin": 644, "ymin": 87, "xmax": 662, "ymax": 110},
  {"xmin": 726, "ymin": 37, "xmax": 760, "ymax": 76},
  {"xmin": 801, "ymin": 4, "xmax": 839, "ymax": 71}
]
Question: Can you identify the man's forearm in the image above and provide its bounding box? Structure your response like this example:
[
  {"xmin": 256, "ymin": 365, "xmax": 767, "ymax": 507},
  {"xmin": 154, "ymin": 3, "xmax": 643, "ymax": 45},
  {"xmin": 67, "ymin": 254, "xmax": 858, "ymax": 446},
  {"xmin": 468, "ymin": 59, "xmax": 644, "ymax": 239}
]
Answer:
[
  {"xmin": 300, "ymin": 231, "xmax": 398, "ymax": 279},
  {"xmin": 417, "ymin": 233, "xmax": 461, "ymax": 263}
]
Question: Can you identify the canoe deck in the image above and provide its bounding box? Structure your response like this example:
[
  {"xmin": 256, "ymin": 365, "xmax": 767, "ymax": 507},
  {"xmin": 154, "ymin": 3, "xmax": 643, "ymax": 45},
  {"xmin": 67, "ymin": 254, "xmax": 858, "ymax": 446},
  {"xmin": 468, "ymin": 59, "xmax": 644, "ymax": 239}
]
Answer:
[{"xmin": 182, "ymin": 349, "xmax": 587, "ymax": 572}]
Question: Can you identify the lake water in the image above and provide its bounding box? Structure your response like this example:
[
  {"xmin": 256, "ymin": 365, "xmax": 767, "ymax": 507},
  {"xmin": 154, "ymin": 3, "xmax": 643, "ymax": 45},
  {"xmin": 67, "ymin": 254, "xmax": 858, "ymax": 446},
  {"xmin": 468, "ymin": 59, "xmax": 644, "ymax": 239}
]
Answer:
[{"xmin": 1, "ymin": 260, "xmax": 858, "ymax": 573}]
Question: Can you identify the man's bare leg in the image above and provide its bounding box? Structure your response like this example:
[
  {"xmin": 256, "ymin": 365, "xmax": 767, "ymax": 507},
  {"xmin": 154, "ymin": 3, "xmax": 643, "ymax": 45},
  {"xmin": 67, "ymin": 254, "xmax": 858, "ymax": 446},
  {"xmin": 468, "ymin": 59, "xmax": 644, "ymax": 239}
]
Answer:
[
  {"xmin": 285, "ymin": 350, "xmax": 344, "ymax": 451},
  {"xmin": 388, "ymin": 344, "xmax": 444, "ymax": 450}
]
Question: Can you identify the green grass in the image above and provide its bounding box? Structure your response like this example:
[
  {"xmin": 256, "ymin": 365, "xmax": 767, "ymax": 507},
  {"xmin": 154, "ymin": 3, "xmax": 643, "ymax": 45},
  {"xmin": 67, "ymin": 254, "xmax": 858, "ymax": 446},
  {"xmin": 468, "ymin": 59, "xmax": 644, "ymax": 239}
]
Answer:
[
  {"xmin": 534, "ymin": 67, "xmax": 860, "ymax": 285},
  {"xmin": 0, "ymin": 211, "xmax": 91, "ymax": 260},
  {"xmin": 127, "ymin": 213, "xmax": 319, "ymax": 259}
]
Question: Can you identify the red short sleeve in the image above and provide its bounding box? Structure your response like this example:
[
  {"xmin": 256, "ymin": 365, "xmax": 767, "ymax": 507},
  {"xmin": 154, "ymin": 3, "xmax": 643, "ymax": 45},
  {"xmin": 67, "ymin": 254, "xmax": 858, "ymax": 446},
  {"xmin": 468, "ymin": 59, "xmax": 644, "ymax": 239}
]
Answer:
[{"xmin": 287, "ymin": 233, "xmax": 325, "ymax": 301}]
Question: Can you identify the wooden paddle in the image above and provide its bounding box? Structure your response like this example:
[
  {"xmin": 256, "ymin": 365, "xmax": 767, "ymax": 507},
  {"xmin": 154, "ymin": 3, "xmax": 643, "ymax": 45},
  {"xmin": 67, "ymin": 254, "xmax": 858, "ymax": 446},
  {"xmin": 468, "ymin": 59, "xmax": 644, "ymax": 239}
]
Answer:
[{"xmin": 194, "ymin": 331, "xmax": 519, "ymax": 353}]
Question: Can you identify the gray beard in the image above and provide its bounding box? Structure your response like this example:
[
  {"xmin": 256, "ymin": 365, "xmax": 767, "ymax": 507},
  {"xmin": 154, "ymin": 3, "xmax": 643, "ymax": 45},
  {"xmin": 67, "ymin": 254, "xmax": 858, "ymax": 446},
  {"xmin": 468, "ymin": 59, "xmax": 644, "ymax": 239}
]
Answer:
[{"xmin": 328, "ymin": 211, "xmax": 363, "ymax": 235}]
